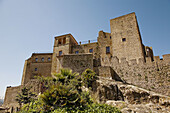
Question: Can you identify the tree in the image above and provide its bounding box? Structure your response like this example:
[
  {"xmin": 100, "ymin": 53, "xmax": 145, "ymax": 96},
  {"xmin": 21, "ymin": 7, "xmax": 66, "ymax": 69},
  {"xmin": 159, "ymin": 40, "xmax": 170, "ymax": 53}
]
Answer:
[
  {"xmin": 39, "ymin": 68, "xmax": 92, "ymax": 112},
  {"xmin": 18, "ymin": 69, "xmax": 121, "ymax": 113},
  {"xmin": 15, "ymin": 86, "xmax": 36, "ymax": 109}
]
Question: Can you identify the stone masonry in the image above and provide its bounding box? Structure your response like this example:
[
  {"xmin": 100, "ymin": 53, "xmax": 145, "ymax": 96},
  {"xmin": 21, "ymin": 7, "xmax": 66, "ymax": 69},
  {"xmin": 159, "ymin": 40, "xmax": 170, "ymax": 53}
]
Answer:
[{"xmin": 3, "ymin": 12, "xmax": 170, "ymax": 111}]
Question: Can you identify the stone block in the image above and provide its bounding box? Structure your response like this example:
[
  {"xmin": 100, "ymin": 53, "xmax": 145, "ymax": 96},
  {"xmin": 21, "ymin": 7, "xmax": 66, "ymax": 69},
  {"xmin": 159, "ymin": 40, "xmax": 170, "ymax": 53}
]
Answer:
[
  {"xmin": 98, "ymin": 66, "xmax": 112, "ymax": 78},
  {"xmin": 154, "ymin": 56, "xmax": 160, "ymax": 62},
  {"xmin": 111, "ymin": 56, "xmax": 119, "ymax": 66},
  {"xmin": 163, "ymin": 54, "xmax": 170, "ymax": 61},
  {"xmin": 120, "ymin": 58, "xmax": 128, "ymax": 66},
  {"xmin": 130, "ymin": 59, "xmax": 137, "ymax": 65},
  {"xmin": 146, "ymin": 57, "xmax": 152, "ymax": 63}
]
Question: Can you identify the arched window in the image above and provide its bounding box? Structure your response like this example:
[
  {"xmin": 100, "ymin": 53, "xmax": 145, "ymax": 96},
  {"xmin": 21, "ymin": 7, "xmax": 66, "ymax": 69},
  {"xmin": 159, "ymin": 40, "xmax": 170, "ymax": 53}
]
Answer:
[
  {"xmin": 63, "ymin": 37, "xmax": 66, "ymax": 44},
  {"xmin": 48, "ymin": 57, "xmax": 51, "ymax": 61}
]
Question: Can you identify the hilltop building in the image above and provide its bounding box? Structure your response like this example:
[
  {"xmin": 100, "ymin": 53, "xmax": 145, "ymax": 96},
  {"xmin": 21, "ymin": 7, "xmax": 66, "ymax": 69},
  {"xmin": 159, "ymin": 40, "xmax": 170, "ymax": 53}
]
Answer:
[{"xmin": 3, "ymin": 12, "xmax": 170, "ymax": 111}]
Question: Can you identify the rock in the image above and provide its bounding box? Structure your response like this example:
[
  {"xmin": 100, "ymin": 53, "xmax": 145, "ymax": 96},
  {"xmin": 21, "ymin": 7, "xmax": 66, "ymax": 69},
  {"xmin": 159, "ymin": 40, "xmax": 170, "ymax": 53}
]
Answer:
[
  {"xmin": 106, "ymin": 100, "xmax": 127, "ymax": 109},
  {"xmin": 94, "ymin": 77, "xmax": 170, "ymax": 113},
  {"xmin": 92, "ymin": 79, "xmax": 124, "ymax": 103}
]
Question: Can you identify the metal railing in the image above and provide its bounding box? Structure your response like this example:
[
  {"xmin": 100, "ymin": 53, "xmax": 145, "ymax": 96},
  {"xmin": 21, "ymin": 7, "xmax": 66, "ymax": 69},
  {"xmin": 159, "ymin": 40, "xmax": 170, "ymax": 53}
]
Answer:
[{"xmin": 79, "ymin": 39, "xmax": 97, "ymax": 45}]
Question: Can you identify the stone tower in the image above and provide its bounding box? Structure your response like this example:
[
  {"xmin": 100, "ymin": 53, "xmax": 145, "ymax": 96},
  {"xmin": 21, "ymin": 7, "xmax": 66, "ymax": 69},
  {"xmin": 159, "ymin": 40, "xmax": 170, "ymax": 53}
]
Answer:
[
  {"xmin": 51, "ymin": 34, "xmax": 78, "ymax": 74},
  {"xmin": 110, "ymin": 12, "xmax": 145, "ymax": 63}
]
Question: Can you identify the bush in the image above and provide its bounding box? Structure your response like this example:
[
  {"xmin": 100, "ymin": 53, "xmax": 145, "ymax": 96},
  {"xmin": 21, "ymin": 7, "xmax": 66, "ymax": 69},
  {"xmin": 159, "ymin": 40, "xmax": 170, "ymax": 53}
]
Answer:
[
  {"xmin": 17, "ymin": 69, "xmax": 121, "ymax": 113},
  {"xmin": 52, "ymin": 103, "xmax": 121, "ymax": 113},
  {"xmin": 82, "ymin": 69, "xmax": 97, "ymax": 88},
  {"xmin": 15, "ymin": 86, "xmax": 36, "ymax": 109}
]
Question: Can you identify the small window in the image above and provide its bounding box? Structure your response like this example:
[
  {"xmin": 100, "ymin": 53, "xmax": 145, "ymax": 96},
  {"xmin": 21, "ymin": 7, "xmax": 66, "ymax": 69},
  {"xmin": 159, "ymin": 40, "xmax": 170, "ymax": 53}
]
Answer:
[
  {"xmin": 41, "ymin": 58, "xmax": 44, "ymax": 62},
  {"xmin": 122, "ymin": 38, "xmax": 126, "ymax": 42},
  {"xmin": 146, "ymin": 48, "xmax": 149, "ymax": 51},
  {"xmin": 35, "ymin": 68, "xmax": 37, "ymax": 71},
  {"xmin": 110, "ymin": 36, "xmax": 111, "ymax": 39},
  {"xmin": 48, "ymin": 57, "xmax": 51, "ymax": 61},
  {"xmin": 35, "ymin": 58, "xmax": 38, "ymax": 62},
  {"xmin": 89, "ymin": 49, "xmax": 93, "ymax": 53},
  {"xmin": 75, "ymin": 51, "xmax": 79, "ymax": 54},
  {"xmin": 59, "ymin": 51, "xmax": 62, "ymax": 56},
  {"xmin": 106, "ymin": 46, "xmax": 110, "ymax": 54}
]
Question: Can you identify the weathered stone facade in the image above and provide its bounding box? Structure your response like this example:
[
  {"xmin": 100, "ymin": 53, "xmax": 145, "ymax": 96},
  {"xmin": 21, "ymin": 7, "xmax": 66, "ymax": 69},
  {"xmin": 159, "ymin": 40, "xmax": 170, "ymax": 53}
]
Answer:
[
  {"xmin": 3, "ymin": 12, "xmax": 170, "ymax": 111},
  {"xmin": 110, "ymin": 13, "xmax": 145, "ymax": 63},
  {"xmin": 21, "ymin": 53, "xmax": 52, "ymax": 85}
]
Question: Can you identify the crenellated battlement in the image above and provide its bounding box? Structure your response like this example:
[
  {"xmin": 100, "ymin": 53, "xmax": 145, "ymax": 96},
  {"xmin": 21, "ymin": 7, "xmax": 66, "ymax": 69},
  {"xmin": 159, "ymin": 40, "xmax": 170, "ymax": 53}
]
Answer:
[{"xmin": 101, "ymin": 54, "xmax": 170, "ymax": 68}]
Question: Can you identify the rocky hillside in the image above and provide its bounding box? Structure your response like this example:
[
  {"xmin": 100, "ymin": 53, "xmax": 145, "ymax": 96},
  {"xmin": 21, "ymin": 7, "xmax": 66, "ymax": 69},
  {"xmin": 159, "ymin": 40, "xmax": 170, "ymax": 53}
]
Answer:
[
  {"xmin": 112, "ymin": 63, "xmax": 170, "ymax": 96},
  {"xmin": 92, "ymin": 77, "xmax": 170, "ymax": 113}
]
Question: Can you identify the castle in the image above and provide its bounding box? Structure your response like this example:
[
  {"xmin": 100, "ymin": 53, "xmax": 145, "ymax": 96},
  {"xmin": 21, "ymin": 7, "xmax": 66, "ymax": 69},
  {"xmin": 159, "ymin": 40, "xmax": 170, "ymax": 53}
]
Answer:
[{"xmin": 3, "ymin": 12, "xmax": 170, "ymax": 111}]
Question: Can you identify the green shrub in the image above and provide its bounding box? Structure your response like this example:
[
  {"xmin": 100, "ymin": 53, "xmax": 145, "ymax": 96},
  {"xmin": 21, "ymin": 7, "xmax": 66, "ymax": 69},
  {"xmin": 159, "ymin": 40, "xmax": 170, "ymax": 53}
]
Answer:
[
  {"xmin": 15, "ymin": 86, "xmax": 36, "ymax": 109},
  {"xmin": 82, "ymin": 69, "xmax": 97, "ymax": 88},
  {"xmin": 52, "ymin": 103, "xmax": 121, "ymax": 113},
  {"xmin": 17, "ymin": 69, "xmax": 121, "ymax": 113}
]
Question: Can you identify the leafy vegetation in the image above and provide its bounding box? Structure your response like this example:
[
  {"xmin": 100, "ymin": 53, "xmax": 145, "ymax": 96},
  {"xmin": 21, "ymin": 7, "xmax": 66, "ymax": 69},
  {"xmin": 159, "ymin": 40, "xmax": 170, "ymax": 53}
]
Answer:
[
  {"xmin": 15, "ymin": 86, "xmax": 36, "ymax": 109},
  {"xmin": 82, "ymin": 69, "xmax": 97, "ymax": 88},
  {"xmin": 17, "ymin": 68, "xmax": 121, "ymax": 113}
]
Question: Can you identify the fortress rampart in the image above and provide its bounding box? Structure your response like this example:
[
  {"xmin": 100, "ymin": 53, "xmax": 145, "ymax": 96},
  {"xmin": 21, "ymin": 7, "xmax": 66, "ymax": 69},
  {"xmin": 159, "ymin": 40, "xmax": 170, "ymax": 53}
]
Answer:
[
  {"xmin": 96, "ymin": 54, "xmax": 170, "ymax": 96},
  {"xmin": 3, "ymin": 12, "xmax": 170, "ymax": 110}
]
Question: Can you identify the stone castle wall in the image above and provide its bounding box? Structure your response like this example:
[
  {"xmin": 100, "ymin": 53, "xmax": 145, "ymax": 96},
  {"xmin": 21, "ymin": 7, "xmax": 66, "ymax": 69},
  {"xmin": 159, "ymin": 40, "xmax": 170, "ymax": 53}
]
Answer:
[
  {"xmin": 3, "ymin": 80, "xmax": 40, "ymax": 111},
  {"xmin": 99, "ymin": 54, "xmax": 170, "ymax": 96},
  {"xmin": 110, "ymin": 12, "xmax": 145, "ymax": 63},
  {"xmin": 21, "ymin": 53, "xmax": 52, "ymax": 85},
  {"xmin": 3, "ymin": 86, "xmax": 21, "ymax": 109},
  {"xmin": 60, "ymin": 53, "xmax": 93, "ymax": 74},
  {"xmin": 72, "ymin": 42, "xmax": 98, "ymax": 58},
  {"xmin": 3, "ymin": 12, "xmax": 170, "ymax": 111},
  {"xmin": 51, "ymin": 34, "xmax": 78, "ymax": 74}
]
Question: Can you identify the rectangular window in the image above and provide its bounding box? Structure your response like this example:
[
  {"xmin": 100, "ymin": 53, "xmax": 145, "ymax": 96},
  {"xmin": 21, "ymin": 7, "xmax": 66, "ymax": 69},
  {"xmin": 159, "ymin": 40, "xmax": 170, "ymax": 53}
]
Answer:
[
  {"xmin": 122, "ymin": 38, "xmax": 126, "ymax": 42},
  {"xmin": 35, "ymin": 68, "xmax": 37, "ymax": 71},
  {"xmin": 106, "ymin": 46, "xmax": 110, "ymax": 54},
  {"xmin": 59, "ymin": 51, "xmax": 62, "ymax": 56},
  {"xmin": 75, "ymin": 51, "xmax": 79, "ymax": 54},
  {"xmin": 89, "ymin": 49, "xmax": 93, "ymax": 53},
  {"xmin": 35, "ymin": 58, "xmax": 38, "ymax": 62}
]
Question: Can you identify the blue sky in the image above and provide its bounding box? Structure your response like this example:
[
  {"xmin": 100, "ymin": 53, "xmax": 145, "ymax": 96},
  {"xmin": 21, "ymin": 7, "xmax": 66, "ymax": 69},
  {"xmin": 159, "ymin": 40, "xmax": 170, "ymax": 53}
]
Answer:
[{"xmin": 0, "ymin": 0, "xmax": 170, "ymax": 97}]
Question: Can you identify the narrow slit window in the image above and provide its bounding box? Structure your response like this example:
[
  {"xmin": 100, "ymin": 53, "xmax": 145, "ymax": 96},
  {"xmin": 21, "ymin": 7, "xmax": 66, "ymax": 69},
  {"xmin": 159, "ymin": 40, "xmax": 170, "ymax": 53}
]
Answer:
[
  {"xmin": 58, "ymin": 39, "xmax": 62, "ymax": 44},
  {"xmin": 63, "ymin": 37, "xmax": 66, "ymax": 44}
]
